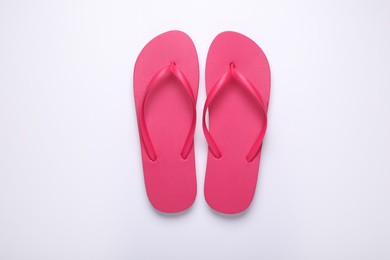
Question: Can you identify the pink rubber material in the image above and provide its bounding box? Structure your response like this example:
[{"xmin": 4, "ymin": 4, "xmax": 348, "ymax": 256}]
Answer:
[
  {"xmin": 134, "ymin": 31, "xmax": 199, "ymax": 213},
  {"xmin": 203, "ymin": 32, "xmax": 271, "ymax": 214}
]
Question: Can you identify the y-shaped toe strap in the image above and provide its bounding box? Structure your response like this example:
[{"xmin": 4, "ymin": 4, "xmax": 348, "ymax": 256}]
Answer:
[
  {"xmin": 202, "ymin": 63, "xmax": 267, "ymax": 162},
  {"xmin": 140, "ymin": 62, "xmax": 196, "ymax": 161}
]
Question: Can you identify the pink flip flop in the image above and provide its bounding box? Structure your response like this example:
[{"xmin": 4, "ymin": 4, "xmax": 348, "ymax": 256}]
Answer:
[
  {"xmin": 134, "ymin": 31, "xmax": 199, "ymax": 213},
  {"xmin": 203, "ymin": 32, "xmax": 271, "ymax": 214}
]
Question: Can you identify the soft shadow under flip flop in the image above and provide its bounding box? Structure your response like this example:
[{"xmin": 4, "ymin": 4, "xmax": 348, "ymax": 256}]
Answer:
[
  {"xmin": 134, "ymin": 31, "xmax": 199, "ymax": 213},
  {"xmin": 203, "ymin": 31, "xmax": 271, "ymax": 214}
]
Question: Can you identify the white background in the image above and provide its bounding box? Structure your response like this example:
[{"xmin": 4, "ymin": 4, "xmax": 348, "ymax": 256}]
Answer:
[{"xmin": 1, "ymin": 0, "xmax": 390, "ymax": 259}]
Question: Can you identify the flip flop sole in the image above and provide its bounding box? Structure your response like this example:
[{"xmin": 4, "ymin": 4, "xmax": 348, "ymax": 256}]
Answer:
[
  {"xmin": 204, "ymin": 32, "xmax": 271, "ymax": 214},
  {"xmin": 134, "ymin": 31, "xmax": 199, "ymax": 213}
]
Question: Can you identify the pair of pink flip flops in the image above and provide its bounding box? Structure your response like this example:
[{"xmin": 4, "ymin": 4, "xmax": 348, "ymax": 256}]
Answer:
[{"xmin": 134, "ymin": 31, "xmax": 271, "ymax": 214}]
